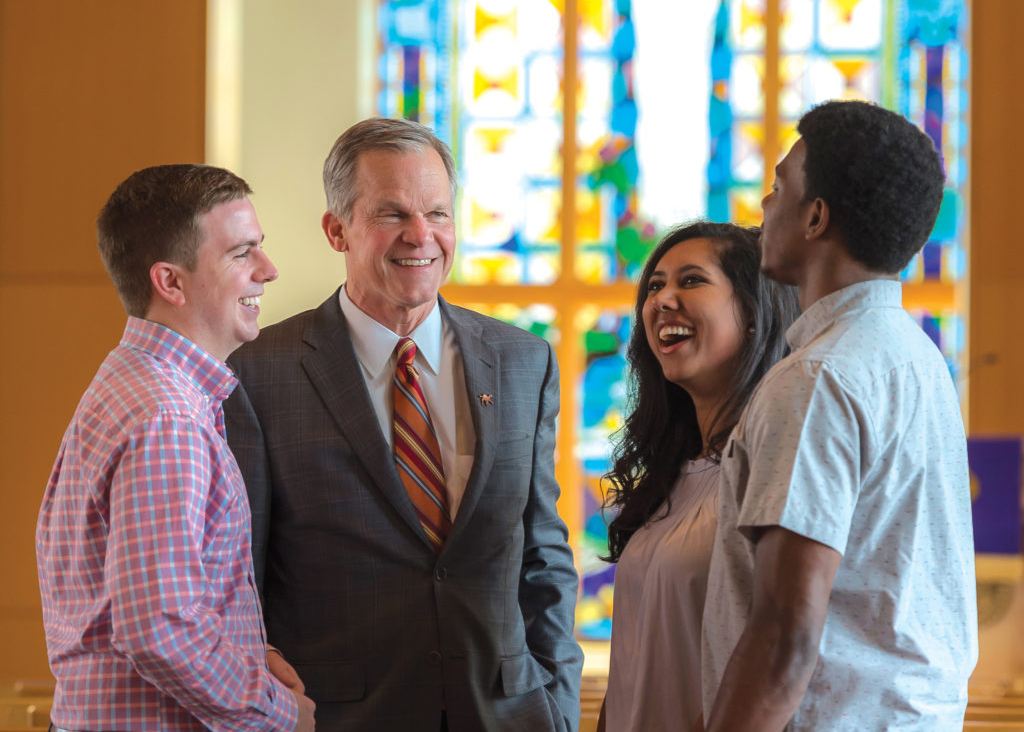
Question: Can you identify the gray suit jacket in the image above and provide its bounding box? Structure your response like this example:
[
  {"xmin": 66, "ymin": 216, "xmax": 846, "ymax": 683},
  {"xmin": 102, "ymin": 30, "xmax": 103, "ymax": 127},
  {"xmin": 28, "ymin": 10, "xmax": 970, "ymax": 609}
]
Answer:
[{"xmin": 224, "ymin": 292, "xmax": 583, "ymax": 731}]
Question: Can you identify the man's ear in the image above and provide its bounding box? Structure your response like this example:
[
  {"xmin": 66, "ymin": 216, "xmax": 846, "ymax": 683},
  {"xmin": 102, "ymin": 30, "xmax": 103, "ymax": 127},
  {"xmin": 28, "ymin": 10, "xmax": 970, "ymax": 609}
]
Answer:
[
  {"xmin": 149, "ymin": 261, "xmax": 187, "ymax": 308},
  {"xmin": 322, "ymin": 210, "xmax": 348, "ymax": 253},
  {"xmin": 805, "ymin": 197, "xmax": 830, "ymax": 241}
]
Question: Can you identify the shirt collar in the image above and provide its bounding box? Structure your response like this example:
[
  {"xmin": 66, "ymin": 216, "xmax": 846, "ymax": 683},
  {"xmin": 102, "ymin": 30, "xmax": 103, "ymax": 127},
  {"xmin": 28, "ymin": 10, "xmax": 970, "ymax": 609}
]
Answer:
[
  {"xmin": 120, "ymin": 316, "xmax": 238, "ymax": 402},
  {"xmin": 786, "ymin": 279, "xmax": 903, "ymax": 351},
  {"xmin": 338, "ymin": 285, "xmax": 442, "ymax": 377}
]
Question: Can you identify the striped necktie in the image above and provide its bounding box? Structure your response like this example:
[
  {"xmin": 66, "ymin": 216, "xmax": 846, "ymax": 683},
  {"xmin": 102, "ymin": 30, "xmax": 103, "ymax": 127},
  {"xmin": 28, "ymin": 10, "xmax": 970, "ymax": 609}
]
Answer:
[{"xmin": 391, "ymin": 337, "xmax": 451, "ymax": 550}]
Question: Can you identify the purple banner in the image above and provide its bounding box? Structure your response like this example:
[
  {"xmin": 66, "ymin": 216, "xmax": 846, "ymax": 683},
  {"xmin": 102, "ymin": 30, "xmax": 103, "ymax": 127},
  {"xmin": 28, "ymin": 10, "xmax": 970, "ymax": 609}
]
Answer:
[{"xmin": 969, "ymin": 437, "xmax": 1023, "ymax": 555}]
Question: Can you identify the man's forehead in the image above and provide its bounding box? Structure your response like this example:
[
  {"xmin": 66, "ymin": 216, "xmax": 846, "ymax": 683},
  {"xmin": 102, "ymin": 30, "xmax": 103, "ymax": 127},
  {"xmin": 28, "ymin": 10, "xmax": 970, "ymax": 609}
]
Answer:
[
  {"xmin": 200, "ymin": 195, "xmax": 254, "ymax": 218},
  {"xmin": 353, "ymin": 148, "xmax": 452, "ymax": 202},
  {"xmin": 355, "ymin": 145, "xmax": 440, "ymax": 171},
  {"xmin": 780, "ymin": 138, "xmax": 806, "ymax": 172},
  {"xmin": 198, "ymin": 197, "xmax": 262, "ymax": 243}
]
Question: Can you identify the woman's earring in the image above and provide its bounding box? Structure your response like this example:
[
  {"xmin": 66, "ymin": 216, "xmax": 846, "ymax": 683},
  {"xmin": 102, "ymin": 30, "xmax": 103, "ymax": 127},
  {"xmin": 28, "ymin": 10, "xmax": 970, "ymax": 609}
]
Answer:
[{"xmin": 747, "ymin": 326, "xmax": 756, "ymax": 335}]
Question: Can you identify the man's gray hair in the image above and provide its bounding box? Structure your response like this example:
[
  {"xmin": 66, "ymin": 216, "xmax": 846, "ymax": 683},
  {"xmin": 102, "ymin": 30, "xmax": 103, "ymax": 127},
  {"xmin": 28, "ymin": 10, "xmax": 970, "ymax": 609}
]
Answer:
[{"xmin": 323, "ymin": 117, "xmax": 457, "ymax": 220}]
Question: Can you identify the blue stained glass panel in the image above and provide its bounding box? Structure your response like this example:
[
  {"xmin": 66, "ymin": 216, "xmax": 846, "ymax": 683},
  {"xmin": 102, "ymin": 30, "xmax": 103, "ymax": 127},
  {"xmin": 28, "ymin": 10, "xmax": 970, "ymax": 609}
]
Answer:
[{"xmin": 576, "ymin": 307, "xmax": 632, "ymax": 640}]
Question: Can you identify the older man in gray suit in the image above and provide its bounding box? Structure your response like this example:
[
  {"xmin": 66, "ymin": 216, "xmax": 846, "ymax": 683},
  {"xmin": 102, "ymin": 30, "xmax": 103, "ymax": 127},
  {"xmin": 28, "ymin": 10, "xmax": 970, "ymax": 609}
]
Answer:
[{"xmin": 224, "ymin": 118, "xmax": 583, "ymax": 731}]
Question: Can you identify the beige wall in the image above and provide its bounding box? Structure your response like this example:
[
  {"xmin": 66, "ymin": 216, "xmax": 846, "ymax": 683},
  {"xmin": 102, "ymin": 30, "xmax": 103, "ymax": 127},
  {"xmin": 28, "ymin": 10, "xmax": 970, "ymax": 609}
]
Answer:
[{"xmin": 224, "ymin": 0, "xmax": 371, "ymax": 324}]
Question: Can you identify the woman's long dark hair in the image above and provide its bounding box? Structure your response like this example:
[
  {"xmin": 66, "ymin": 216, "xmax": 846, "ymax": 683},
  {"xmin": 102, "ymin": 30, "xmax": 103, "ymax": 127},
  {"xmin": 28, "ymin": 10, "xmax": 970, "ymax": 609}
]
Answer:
[{"xmin": 603, "ymin": 221, "xmax": 800, "ymax": 562}]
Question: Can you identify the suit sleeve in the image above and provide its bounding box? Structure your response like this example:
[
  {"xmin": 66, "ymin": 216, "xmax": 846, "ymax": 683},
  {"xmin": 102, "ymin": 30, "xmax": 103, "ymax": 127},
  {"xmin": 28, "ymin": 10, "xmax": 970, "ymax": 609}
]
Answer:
[
  {"xmin": 223, "ymin": 379, "xmax": 273, "ymax": 595},
  {"xmin": 520, "ymin": 341, "xmax": 584, "ymax": 732}
]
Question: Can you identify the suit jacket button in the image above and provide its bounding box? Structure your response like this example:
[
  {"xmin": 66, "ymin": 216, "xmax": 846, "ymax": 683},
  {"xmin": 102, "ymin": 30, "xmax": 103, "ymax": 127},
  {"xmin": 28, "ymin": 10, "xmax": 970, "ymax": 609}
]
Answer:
[
  {"xmin": 427, "ymin": 651, "xmax": 442, "ymax": 667},
  {"xmin": 434, "ymin": 566, "xmax": 448, "ymax": 582}
]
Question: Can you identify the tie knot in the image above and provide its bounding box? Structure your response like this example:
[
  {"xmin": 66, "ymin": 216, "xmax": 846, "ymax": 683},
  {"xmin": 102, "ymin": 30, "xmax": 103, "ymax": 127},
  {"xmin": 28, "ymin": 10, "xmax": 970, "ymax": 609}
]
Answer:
[{"xmin": 396, "ymin": 337, "xmax": 417, "ymax": 368}]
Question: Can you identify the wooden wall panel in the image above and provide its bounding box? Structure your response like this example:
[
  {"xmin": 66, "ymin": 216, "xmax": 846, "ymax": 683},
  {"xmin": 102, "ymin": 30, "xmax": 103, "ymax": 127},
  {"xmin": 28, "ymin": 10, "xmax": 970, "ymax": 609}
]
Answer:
[
  {"xmin": 0, "ymin": 283, "xmax": 126, "ymax": 680},
  {"xmin": 0, "ymin": 0, "xmax": 206, "ymax": 680},
  {"xmin": 969, "ymin": 0, "xmax": 1024, "ymax": 436}
]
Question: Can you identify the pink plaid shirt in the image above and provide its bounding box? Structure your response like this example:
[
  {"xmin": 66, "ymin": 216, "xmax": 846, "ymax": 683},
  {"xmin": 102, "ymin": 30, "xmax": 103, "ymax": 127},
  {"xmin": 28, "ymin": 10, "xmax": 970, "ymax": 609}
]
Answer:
[{"xmin": 36, "ymin": 318, "xmax": 298, "ymax": 731}]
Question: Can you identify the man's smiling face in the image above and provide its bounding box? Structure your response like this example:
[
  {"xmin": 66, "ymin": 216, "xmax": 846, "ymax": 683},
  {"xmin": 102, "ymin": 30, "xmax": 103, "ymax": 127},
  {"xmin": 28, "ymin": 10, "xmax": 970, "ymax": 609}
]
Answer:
[
  {"xmin": 176, "ymin": 197, "xmax": 277, "ymax": 360},
  {"xmin": 332, "ymin": 147, "xmax": 455, "ymax": 333}
]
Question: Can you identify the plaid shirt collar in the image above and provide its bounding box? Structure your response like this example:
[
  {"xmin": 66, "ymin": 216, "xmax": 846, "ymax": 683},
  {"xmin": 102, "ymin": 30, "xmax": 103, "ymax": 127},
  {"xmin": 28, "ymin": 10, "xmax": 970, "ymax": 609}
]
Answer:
[{"xmin": 120, "ymin": 317, "xmax": 238, "ymax": 404}]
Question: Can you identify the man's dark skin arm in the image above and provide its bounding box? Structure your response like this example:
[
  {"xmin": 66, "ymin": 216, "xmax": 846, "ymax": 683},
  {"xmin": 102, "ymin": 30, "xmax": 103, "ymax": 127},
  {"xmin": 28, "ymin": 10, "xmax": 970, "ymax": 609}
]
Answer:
[{"xmin": 705, "ymin": 526, "xmax": 841, "ymax": 732}]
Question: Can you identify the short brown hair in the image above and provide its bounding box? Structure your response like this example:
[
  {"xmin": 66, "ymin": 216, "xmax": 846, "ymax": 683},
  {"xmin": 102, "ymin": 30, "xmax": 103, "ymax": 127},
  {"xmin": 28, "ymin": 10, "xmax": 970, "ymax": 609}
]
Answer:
[
  {"xmin": 322, "ymin": 117, "xmax": 457, "ymax": 220},
  {"xmin": 97, "ymin": 164, "xmax": 252, "ymax": 317}
]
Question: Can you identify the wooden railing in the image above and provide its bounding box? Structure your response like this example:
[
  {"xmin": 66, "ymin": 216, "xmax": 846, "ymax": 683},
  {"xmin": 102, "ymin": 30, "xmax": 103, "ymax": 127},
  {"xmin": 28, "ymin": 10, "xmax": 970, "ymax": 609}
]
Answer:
[
  {"xmin": 0, "ymin": 679, "xmax": 52, "ymax": 732},
  {"xmin": 577, "ymin": 675, "xmax": 1024, "ymax": 731},
  {"xmin": 3, "ymin": 675, "xmax": 1023, "ymax": 730}
]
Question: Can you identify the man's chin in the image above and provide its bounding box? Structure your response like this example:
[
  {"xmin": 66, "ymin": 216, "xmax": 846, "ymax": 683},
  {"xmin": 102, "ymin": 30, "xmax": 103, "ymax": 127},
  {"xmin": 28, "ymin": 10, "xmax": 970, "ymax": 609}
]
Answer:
[
  {"xmin": 396, "ymin": 281, "xmax": 443, "ymax": 305},
  {"xmin": 760, "ymin": 260, "xmax": 797, "ymax": 286},
  {"xmin": 236, "ymin": 326, "xmax": 261, "ymax": 348}
]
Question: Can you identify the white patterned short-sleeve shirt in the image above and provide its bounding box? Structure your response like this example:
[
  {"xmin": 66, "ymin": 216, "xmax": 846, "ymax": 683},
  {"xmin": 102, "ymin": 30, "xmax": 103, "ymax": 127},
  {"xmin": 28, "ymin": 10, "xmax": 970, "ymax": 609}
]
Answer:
[{"xmin": 702, "ymin": 280, "xmax": 978, "ymax": 731}]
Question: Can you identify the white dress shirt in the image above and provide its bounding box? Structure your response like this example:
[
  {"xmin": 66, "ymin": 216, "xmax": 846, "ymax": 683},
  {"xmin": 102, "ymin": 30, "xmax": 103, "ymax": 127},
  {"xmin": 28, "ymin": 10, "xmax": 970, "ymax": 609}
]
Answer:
[
  {"xmin": 702, "ymin": 280, "xmax": 977, "ymax": 730},
  {"xmin": 338, "ymin": 285, "xmax": 476, "ymax": 518}
]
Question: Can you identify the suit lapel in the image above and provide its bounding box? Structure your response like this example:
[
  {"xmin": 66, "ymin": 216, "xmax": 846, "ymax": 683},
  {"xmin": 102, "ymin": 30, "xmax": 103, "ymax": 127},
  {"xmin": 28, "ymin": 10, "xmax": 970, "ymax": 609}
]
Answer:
[
  {"xmin": 301, "ymin": 293, "xmax": 433, "ymax": 550},
  {"xmin": 442, "ymin": 301, "xmax": 499, "ymax": 549}
]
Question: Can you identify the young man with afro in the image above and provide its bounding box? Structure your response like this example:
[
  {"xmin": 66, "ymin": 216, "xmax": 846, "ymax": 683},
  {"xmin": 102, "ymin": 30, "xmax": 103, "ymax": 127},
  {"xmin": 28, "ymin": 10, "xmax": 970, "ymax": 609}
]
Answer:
[{"xmin": 701, "ymin": 100, "xmax": 977, "ymax": 731}]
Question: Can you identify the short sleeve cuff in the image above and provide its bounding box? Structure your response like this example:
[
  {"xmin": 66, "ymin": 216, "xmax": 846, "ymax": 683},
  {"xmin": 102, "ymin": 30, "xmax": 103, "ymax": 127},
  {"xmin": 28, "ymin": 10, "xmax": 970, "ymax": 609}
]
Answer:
[
  {"xmin": 734, "ymin": 360, "xmax": 861, "ymax": 557},
  {"xmin": 737, "ymin": 509, "xmax": 850, "ymax": 556}
]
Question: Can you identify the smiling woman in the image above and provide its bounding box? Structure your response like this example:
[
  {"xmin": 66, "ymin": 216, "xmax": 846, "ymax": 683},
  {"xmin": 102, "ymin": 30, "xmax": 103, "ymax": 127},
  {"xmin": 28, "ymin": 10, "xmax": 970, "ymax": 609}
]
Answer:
[
  {"xmin": 642, "ymin": 238, "xmax": 746, "ymax": 419},
  {"xmin": 599, "ymin": 221, "xmax": 799, "ymax": 731}
]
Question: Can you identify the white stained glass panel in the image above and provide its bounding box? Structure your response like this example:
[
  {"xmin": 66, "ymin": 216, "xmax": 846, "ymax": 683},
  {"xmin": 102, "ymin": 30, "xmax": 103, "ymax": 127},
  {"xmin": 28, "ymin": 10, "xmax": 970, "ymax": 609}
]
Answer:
[
  {"xmin": 730, "ymin": 0, "xmax": 767, "ymax": 50},
  {"xmin": 518, "ymin": 0, "xmax": 563, "ymax": 50},
  {"xmin": 631, "ymin": 0, "xmax": 717, "ymax": 228},
  {"xmin": 524, "ymin": 187, "xmax": 561, "ymax": 244},
  {"xmin": 526, "ymin": 252, "xmax": 559, "ymax": 283},
  {"xmin": 779, "ymin": 55, "xmax": 810, "ymax": 117},
  {"xmin": 732, "ymin": 122, "xmax": 765, "ymax": 184},
  {"xmin": 520, "ymin": 118, "xmax": 562, "ymax": 178},
  {"xmin": 806, "ymin": 57, "xmax": 879, "ymax": 104},
  {"xmin": 527, "ymin": 55, "xmax": 562, "ymax": 117},
  {"xmin": 818, "ymin": 0, "xmax": 883, "ymax": 50},
  {"xmin": 731, "ymin": 54, "xmax": 766, "ymax": 116},
  {"xmin": 579, "ymin": 57, "xmax": 614, "ymax": 121},
  {"xmin": 781, "ymin": 0, "xmax": 814, "ymax": 50},
  {"xmin": 460, "ymin": 185, "xmax": 520, "ymax": 247}
]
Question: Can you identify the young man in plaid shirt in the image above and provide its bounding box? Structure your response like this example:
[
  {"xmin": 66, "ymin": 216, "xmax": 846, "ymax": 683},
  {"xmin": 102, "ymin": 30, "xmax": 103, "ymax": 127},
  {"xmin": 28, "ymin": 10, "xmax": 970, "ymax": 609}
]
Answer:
[{"xmin": 36, "ymin": 165, "xmax": 315, "ymax": 731}]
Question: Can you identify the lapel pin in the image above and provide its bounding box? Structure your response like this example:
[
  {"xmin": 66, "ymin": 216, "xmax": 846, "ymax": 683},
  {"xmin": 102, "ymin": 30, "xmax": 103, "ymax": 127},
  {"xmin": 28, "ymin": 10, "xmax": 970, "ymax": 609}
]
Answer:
[{"xmin": 478, "ymin": 393, "xmax": 494, "ymax": 406}]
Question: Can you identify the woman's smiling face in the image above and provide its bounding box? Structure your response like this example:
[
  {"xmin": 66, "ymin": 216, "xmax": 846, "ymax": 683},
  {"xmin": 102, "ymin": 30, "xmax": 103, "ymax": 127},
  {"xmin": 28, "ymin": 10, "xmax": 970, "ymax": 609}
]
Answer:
[{"xmin": 642, "ymin": 237, "xmax": 746, "ymax": 400}]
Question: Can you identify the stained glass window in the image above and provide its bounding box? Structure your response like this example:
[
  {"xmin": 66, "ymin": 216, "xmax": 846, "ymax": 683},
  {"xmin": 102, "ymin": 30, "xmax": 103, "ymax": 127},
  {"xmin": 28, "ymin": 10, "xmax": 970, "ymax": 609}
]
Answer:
[
  {"xmin": 900, "ymin": 0, "xmax": 969, "ymax": 381},
  {"xmin": 378, "ymin": 0, "xmax": 970, "ymax": 643},
  {"xmin": 772, "ymin": 0, "xmax": 969, "ymax": 383},
  {"xmin": 458, "ymin": 302, "xmax": 560, "ymax": 344},
  {"xmin": 719, "ymin": 0, "xmax": 770, "ymax": 225},
  {"xmin": 575, "ymin": 307, "xmax": 631, "ymax": 639},
  {"xmin": 380, "ymin": 0, "xmax": 566, "ymax": 285},
  {"xmin": 378, "ymin": 0, "xmax": 453, "ymax": 141}
]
